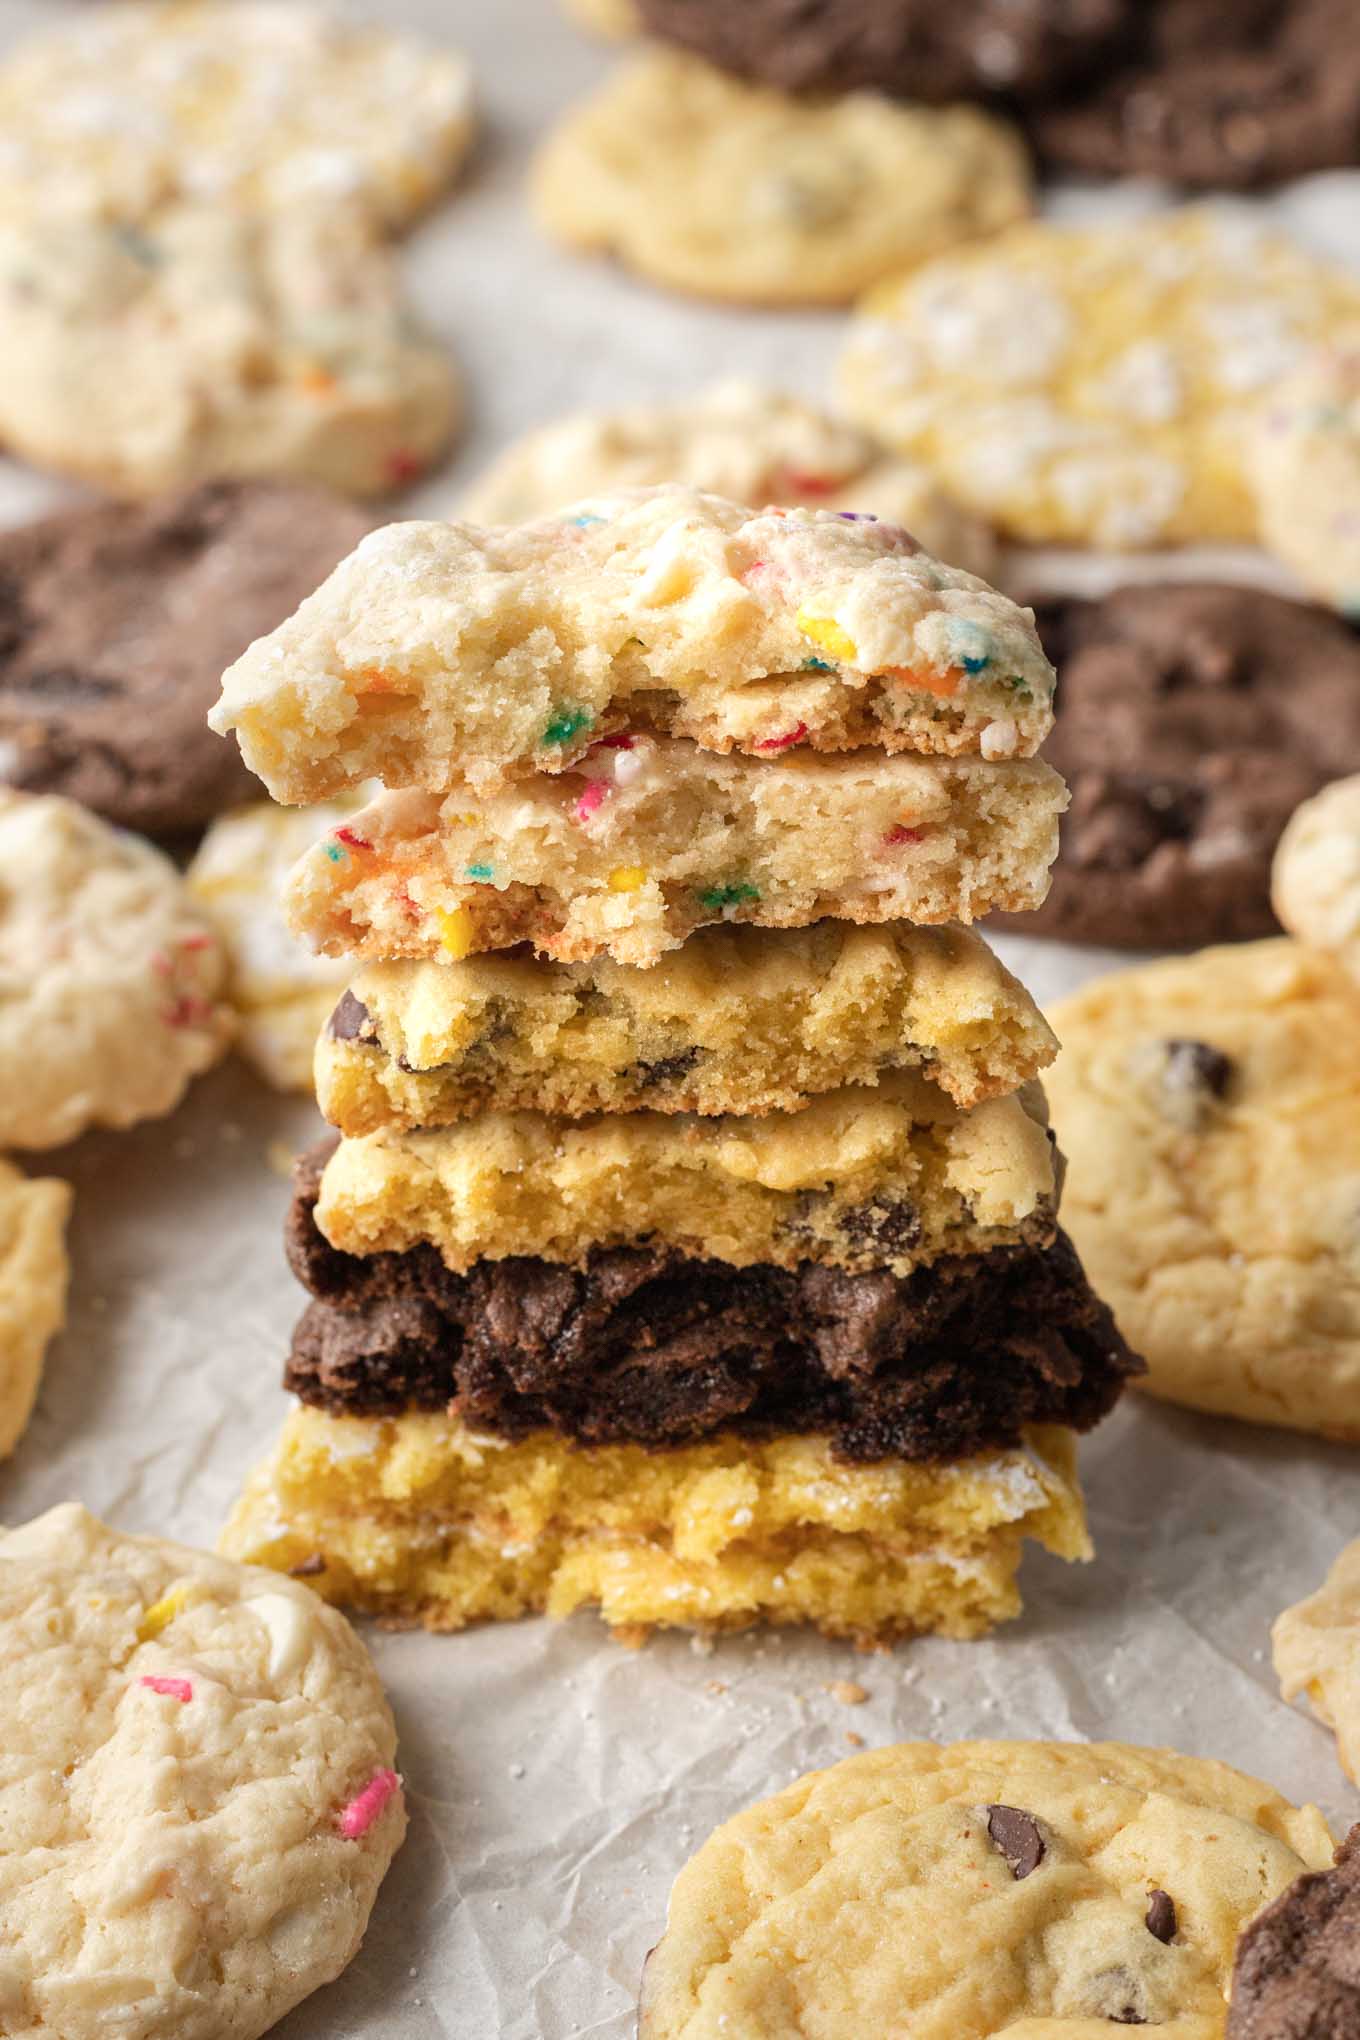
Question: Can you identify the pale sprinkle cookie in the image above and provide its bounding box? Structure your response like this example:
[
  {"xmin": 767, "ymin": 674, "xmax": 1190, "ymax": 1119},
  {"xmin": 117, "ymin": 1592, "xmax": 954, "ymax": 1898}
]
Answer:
[
  {"xmin": 222, "ymin": 1412, "xmax": 1092, "ymax": 1643},
  {"xmin": 311, "ymin": 1071, "xmax": 1058, "ymax": 1279},
  {"xmin": 212, "ymin": 487, "xmax": 1056, "ymax": 803},
  {"xmin": 283, "ymin": 743, "xmax": 1065, "ymax": 968},
  {"xmin": 0, "ymin": 791, "xmax": 233, "ymax": 1151},
  {"xmin": 839, "ymin": 209, "xmax": 1360, "ymax": 548},
  {"xmin": 0, "ymin": 1160, "xmax": 70, "ymax": 1461},
  {"xmin": 0, "ymin": 3, "xmax": 474, "ymax": 232},
  {"xmin": 187, "ymin": 801, "xmax": 358, "ymax": 1095},
  {"xmin": 638, "ymin": 1739, "xmax": 1336, "ymax": 2038},
  {"xmin": 1272, "ymin": 775, "xmax": 1360, "ymax": 983},
  {"xmin": 1252, "ymin": 344, "xmax": 1360, "ymax": 613},
  {"xmin": 316, "ymin": 921, "xmax": 1058, "ymax": 1135},
  {"xmin": 1273, "ymin": 1537, "xmax": 1360, "ymax": 1789},
  {"xmin": 0, "ymin": 1503, "xmax": 405, "ymax": 2040},
  {"xmin": 459, "ymin": 383, "xmax": 996, "ymax": 580},
  {"xmin": 1046, "ymin": 939, "xmax": 1360, "ymax": 1439},
  {"xmin": 531, "ymin": 51, "xmax": 1031, "ymax": 307},
  {"xmin": 0, "ymin": 204, "xmax": 459, "ymax": 501}
]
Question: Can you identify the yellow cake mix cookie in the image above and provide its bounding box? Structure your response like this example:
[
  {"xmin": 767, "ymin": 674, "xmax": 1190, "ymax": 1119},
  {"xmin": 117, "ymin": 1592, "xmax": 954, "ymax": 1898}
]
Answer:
[
  {"xmin": 459, "ymin": 382, "xmax": 995, "ymax": 578},
  {"xmin": 220, "ymin": 1412, "xmax": 1091, "ymax": 1642},
  {"xmin": 0, "ymin": 2, "xmax": 474, "ymax": 231},
  {"xmin": 0, "ymin": 1503, "xmax": 405, "ymax": 2040},
  {"xmin": 1252, "ymin": 343, "xmax": 1360, "ymax": 613},
  {"xmin": 1274, "ymin": 1537, "xmax": 1360, "ymax": 1788},
  {"xmin": 212, "ymin": 487, "xmax": 1056, "ymax": 803},
  {"xmin": 0, "ymin": 790, "xmax": 233, "ymax": 1151},
  {"xmin": 1272, "ymin": 774, "xmax": 1360, "ymax": 984},
  {"xmin": 316, "ymin": 920, "xmax": 1058, "ymax": 1133},
  {"xmin": 0, "ymin": 204, "xmax": 459, "ymax": 500},
  {"xmin": 530, "ymin": 50, "xmax": 1030, "ymax": 307},
  {"xmin": 839, "ymin": 209, "xmax": 1360, "ymax": 548},
  {"xmin": 310, "ymin": 1070, "xmax": 1057, "ymax": 1278},
  {"xmin": 638, "ymin": 1738, "xmax": 1335, "ymax": 2036},
  {"xmin": 187, "ymin": 801, "xmax": 359, "ymax": 1094},
  {"xmin": 284, "ymin": 743, "xmax": 1065, "ymax": 968},
  {"xmin": 0, "ymin": 1159, "xmax": 70, "ymax": 1461},
  {"xmin": 1045, "ymin": 939, "xmax": 1360, "ymax": 1438}
]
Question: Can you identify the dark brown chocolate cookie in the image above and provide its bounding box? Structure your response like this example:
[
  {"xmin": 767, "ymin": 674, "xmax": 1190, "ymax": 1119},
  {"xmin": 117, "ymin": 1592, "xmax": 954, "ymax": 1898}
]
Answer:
[
  {"xmin": 0, "ymin": 481, "xmax": 370, "ymax": 838},
  {"xmin": 1028, "ymin": 0, "xmax": 1360, "ymax": 188},
  {"xmin": 632, "ymin": 0, "xmax": 1127, "ymax": 103},
  {"xmin": 281, "ymin": 1146, "xmax": 1142, "ymax": 1461},
  {"xmin": 1228, "ymin": 1824, "xmax": 1360, "ymax": 2038},
  {"xmin": 995, "ymin": 583, "xmax": 1360, "ymax": 951}
]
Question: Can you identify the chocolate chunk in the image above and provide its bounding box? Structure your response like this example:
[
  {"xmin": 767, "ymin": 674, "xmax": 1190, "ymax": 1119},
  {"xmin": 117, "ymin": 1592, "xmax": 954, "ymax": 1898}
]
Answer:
[
  {"xmin": 1132, "ymin": 1036, "xmax": 1236, "ymax": 1131},
  {"xmin": 1145, "ymin": 1889, "xmax": 1177, "ymax": 1944},
  {"xmin": 837, "ymin": 1200, "xmax": 923, "ymax": 1255},
  {"xmin": 281, "ymin": 1145, "xmax": 1144, "ymax": 1460},
  {"xmin": 636, "ymin": 1048, "xmax": 702, "ymax": 1089},
  {"xmin": 1227, "ymin": 1822, "xmax": 1360, "ymax": 2039},
  {"xmin": 328, "ymin": 990, "xmax": 376, "ymax": 1043},
  {"xmin": 288, "ymin": 1554, "xmax": 327, "ymax": 1577},
  {"xmin": 991, "ymin": 584, "xmax": 1360, "ymax": 951},
  {"xmin": 986, "ymin": 1805, "xmax": 1046, "ymax": 1880},
  {"xmin": 0, "ymin": 481, "xmax": 370, "ymax": 838},
  {"xmin": 634, "ymin": 0, "xmax": 1128, "ymax": 104},
  {"xmin": 1161, "ymin": 1039, "xmax": 1234, "ymax": 1101}
]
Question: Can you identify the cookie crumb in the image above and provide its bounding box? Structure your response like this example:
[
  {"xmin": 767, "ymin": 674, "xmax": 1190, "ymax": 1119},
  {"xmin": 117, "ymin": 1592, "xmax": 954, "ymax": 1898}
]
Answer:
[{"xmin": 825, "ymin": 1678, "xmax": 869, "ymax": 1705}]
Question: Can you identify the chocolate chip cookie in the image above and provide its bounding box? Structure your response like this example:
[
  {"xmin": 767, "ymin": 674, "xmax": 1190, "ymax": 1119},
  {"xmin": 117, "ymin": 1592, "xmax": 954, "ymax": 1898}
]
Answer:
[
  {"xmin": 0, "ymin": 482, "xmax": 369, "ymax": 838},
  {"xmin": 1030, "ymin": 0, "xmax": 1360, "ymax": 189},
  {"xmin": 998, "ymin": 583, "xmax": 1360, "ymax": 950},
  {"xmin": 633, "ymin": 0, "xmax": 1127, "ymax": 103}
]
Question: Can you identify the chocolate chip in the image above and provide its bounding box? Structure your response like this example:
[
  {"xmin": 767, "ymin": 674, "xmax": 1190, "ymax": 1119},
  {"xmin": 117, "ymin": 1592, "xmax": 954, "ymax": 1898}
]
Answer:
[
  {"xmin": 288, "ymin": 1554, "xmax": 326, "ymax": 1577},
  {"xmin": 637, "ymin": 1048, "xmax": 701, "ymax": 1089},
  {"xmin": 838, "ymin": 1201, "xmax": 922, "ymax": 1254},
  {"xmin": 1128, "ymin": 1035, "xmax": 1236, "ymax": 1131},
  {"xmin": 1145, "ymin": 1889, "xmax": 1176, "ymax": 1943},
  {"xmin": 1161, "ymin": 1038, "xmax": 1233, "ymax": 1100},
  {"xmin": 328, "ymin": 990, "xmax": 374, "ymax": 1043},
  {"xmin": 985, "ymin": 1804, "xmax": 1045, "ymax": 1880}
]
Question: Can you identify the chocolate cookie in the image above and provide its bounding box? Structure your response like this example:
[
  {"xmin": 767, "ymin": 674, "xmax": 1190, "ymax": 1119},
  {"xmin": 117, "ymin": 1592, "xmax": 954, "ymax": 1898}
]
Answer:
[
  {"xmin": 1029, "ymin": 0, "xmax": 1360, "ymax": 188},
  {"xmin": 0, "ymin": 482, "xmax": 370, "ymax": 838},
  {"xmin": 997, "ymin": 584, "xmax": 1360, "ymax": 950},
  {"xmin": 1228, "ymin": 1824, "xmax": 1360, "ymax": 2038},
  {"xmin": 632, "ymin": 0, "xmax": 1128, "ymax": 103}
]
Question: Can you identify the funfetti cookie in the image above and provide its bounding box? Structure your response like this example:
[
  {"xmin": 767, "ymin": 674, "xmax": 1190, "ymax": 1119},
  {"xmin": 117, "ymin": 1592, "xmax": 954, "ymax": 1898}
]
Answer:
[
  {"xmin": 187, "ymin": 802, "xmax": 359, "ymax": 1095},
  {"xmin": 1228, "ymin": 1825, "xmax": 1360, "ymax": 2040},
  {"xmin": 211, "ymin": 487, "xmax": 1058, "ymax": 802},
  {"xmin": 1031, "ymin": 0, "xmax": 1360, "ymax": 190},
  {"xmin": 459, "ymin": 382, "xmax": 996, "ymax": 579},
  {"xmin": 0, "ymin": 1503, "xmax": 405, "ymax": 2040},
  {"xmin": 0, "ymin": 204, "xmax": 459, "ymax": 500},
  {"xmin": 1273, "ymin": 1538, "xmax": 1360, "ymax": 1789},
  {"xmin": 0, "ymin": 1159, "xmax": 70, "ymax": 1460},
  {"xmin": 1252, "ymin": 344, "xmax": 1360, "ymax": 614},
  {"xmin": 638, "ymin": 1739, "xmax": 1336, "ymax": 2038},
  {"xmin": 0, "ymin": 484, "xmax": 370, "ymax": 839},
  {"xmin": 531, "ymin": 51, "xmax": 1030, "ymax": 307},
  {"xmin": 0, "ymin": 2, "xmax": 474, "ymax": 232},
  {"xmin": 635, "ymin": 0, "xmax": 1127, "ymax": 100},
  {"xmin": 0, "ymin": 791, "xmax": 233, "ymax": 1150},
  {"xmin": 992, "ymin": 583, "xmax": 1360, "ymax": 949},
  {"xmin": 1272, "ymin": 775, "xmax": 1360, "ymax": 983},
  {"xmin": 839, "ymin": 210, "xmax": 1360, "ymax": 548},
  {"xmin": 1045, "ymin": 939, "xmax": 1360, "ymax": 1439}
]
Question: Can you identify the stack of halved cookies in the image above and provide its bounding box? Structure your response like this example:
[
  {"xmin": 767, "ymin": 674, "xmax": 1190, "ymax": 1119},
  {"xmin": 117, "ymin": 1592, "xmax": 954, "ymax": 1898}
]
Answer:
[{"xmin": 213, "ymin": 485, "xmax": 1139, "ymax": 1643}]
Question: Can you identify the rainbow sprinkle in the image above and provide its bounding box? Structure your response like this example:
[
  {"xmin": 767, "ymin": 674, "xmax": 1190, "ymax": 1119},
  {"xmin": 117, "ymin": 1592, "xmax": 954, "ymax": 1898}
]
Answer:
[
  {"xmin": 137, "ymin": 1586, "xmax": 189, "ymax": 1641},
  {"xmin": 609, "ymin": 866, "xmax": 647, "ymax": 893},
  {"xmin": 335, "ymin": 826, "xmax": 373, "ymax": 852},
  {"xmin": 140, "ymin": 1674, "xmax": 193, "ymax": 1703},
  {"xmin": 437, "ymin": 907, "xmax": 475, "ymax": 960},
  {"xmin": 465, "ymin": 863, "xmax": 494, "ymax": 881},
  {"xmin": 754, "ymin": 723, "xmax": 808, "ymax": 755},
  {"xmin": 543, "ymin": 707, "xmax": 593, "ymax": 747},
  {"xmin": 699, "ymin": 881, "xmax": 760, "ymax": 911},
  {"xmin": 339, "ymin": 1768, "xmax": 401, "ymax": 1840},
  {"xmin": 324, "ymin": 841, "xmax": 345, "ymax": 864},
  {"xmin": 574, "ymin": 781, "xmax": 608, "ymax": 824}
]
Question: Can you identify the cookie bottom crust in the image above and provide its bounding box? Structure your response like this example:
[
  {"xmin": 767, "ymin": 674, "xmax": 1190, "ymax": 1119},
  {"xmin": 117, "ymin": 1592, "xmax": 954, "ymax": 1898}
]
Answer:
[{"xmin": 219, "ymin": 1414, "xmax": 1091, "ymax": 1642}]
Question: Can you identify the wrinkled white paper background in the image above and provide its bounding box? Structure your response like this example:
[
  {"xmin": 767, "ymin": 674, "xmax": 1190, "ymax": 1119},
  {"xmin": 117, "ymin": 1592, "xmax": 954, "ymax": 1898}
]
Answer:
[{"xmin": 1, "ymin": 4, "xmax": 1358, "ymax": 2035}]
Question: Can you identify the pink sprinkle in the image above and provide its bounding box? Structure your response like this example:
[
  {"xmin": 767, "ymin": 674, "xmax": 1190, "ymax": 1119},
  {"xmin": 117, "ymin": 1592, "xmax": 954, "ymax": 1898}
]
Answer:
[
  {"xmin": 754, "ymin": 722, "xmax": 808, "ymax": 755},
  {"xmin": 573, "ymin": 781, "xmax": 609, "ymax": 824},
  {"xmin": 394, "ymin": 883, "xmax": 419, "ymax": 920},
  {"xmin": 339, "ymin": 1768, "xmax": 401, "ymax": 1840},
  {"xmin": 883, "ymin": 824, "xmax": 924, "ymax": 847},
  {"xmin": 740, "ymin": 560, "xmax": 770, "ymax": 586},
  {"xmin": 335, "ymin": 826, "xmax": 373, "ymax": 852},
  {"xmin": 784, "ymin": 471, "xmax": 838, "ymax": 497},
  {"xmin": 384, "ymin": 449, "xmax": 424, "ymax": 485},
  {"xmin": 179, "ymin": 932, "xmax": 214, "ymax": 952},
  {"xmin": 151, "ymin": 949, "xmax": 173, "ymax": 978},
  {"xmin": 162, "ymin": 994, "xmax": 214, "ymax": 1029},
  {"xmin": 588, "ymin": 732, "xmax": 634, "ymax": 753},
  {"xmin": 140, "ymin": 1675, "xmax": 193, "ymax": 1703}
]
